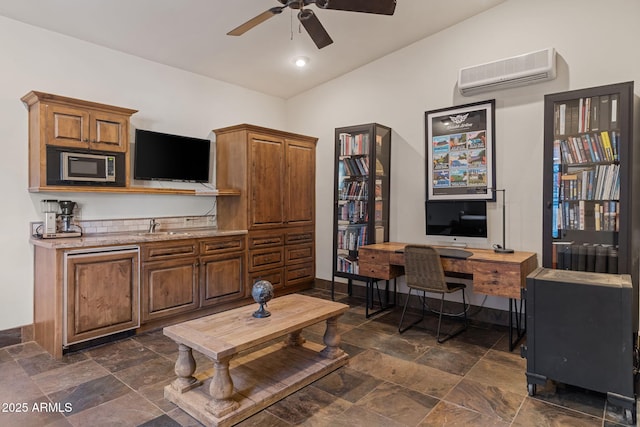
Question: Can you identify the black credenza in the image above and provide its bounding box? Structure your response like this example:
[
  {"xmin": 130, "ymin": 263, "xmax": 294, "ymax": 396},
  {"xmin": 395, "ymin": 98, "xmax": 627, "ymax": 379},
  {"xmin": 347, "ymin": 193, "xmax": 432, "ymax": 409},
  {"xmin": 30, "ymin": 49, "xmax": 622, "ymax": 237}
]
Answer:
[{"xmin": 523, "ymin": 267, "xmax": 637, "ymax": 423}]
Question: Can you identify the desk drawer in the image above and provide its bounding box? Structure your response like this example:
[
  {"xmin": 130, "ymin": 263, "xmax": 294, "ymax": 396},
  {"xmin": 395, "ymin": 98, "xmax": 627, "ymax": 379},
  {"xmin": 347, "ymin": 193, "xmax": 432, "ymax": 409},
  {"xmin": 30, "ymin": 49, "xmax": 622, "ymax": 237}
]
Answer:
[
  {"xmin": 358, "ymin": 262, "xmax": 404, "ymax": 280},
  {"xmin": 441, "ymin": 258, "xmax": 472, "ymax": 275},
  {"xmin": 472, "ymin": 261, "xmax": 522, "ymax": 299}
]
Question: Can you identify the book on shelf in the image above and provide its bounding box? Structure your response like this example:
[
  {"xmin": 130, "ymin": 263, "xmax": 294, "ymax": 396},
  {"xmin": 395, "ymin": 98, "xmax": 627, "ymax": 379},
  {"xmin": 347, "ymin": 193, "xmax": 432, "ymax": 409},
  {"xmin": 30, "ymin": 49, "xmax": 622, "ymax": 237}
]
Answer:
[
  {"xmin": 610, "ymin": 93, "xmax": 619, "ymax": 128},
  {"xmin": 599, "ymin": 95, "xmax": 610, "ymax": 131}
]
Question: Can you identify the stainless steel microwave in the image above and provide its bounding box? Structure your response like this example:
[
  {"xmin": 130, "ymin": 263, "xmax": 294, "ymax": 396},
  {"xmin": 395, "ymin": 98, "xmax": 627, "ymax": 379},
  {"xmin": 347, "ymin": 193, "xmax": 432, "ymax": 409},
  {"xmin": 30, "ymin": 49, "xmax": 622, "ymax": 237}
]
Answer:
[{"xmin": 46, "ymin": 147, "xmax": 126, "ymax": 186}]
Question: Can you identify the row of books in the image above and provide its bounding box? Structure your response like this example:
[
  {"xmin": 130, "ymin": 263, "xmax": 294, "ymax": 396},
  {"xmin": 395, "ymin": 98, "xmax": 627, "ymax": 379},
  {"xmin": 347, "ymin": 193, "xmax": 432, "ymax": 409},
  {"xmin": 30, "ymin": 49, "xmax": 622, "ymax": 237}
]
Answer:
[
  {"xmin": 559, "ymin": 163, "xmax": 620, "ymax": 201},
  {"xmin": 338, "ymin": 132, "xmax": 370, "ymax": 156},
  {"xmin": 340, "ymin": 156, "xmax": 369, "ymax": 176},
  {"xmin": 552, "ymin": 242, "xmax": 619, "ymax": 273},
  {"xmin": 336, "ymin": 224, "xmax": 368, "ymax": 251},
  {"xmin": 336, "ymin": 254, "xmax": 359, "ymax": 274},
  {"xmin": 554, "ymin": 94, "xmax": 619, "ymax": 136},
  {"xmin": 339, "ymin": 180, "xmax": 368, "ymax": 201},
  {"xmin": 555, "ymin": 131, "xmax": 619, "ymax": 165},
  {"xmin": 337, "ymin": 200, "xmax": 368, "ymax": 224},
  {"xmin": 557, "ymin": 200, "xmax": 619, "ymax": 231}
]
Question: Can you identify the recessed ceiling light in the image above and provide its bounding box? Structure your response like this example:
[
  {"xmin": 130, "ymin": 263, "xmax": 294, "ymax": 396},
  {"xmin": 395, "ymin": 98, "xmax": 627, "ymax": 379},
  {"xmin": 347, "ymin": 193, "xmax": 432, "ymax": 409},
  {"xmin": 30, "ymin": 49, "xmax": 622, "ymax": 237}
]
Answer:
[{"xmin": 294, "ymin": 56, "xmax": 309, "ymax": 68}]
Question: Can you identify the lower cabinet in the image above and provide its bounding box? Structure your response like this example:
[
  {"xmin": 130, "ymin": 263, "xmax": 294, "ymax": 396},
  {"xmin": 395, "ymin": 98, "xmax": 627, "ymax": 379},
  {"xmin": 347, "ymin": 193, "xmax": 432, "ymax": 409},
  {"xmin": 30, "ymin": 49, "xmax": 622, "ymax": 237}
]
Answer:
[
  {"xmin": 64, "ymin": 246, "xmax": 140, "ymax": 345},
  {"xmin": 141, "ymin": 235, "xmax": 246, "ymax": 322},
  {"xmin": 247, "ymin": 226, "xmax": 314, "ymax": 295},
  {"xmin": 141, "ymin": 239, "xmax": 199, "ymax": 322}
]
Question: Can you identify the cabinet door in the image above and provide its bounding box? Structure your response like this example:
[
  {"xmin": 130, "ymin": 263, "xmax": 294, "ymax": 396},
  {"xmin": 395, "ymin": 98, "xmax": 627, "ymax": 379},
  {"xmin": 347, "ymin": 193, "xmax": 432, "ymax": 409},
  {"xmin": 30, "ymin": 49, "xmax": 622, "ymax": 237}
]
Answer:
[
  {"xmin": 65, "ymin": 249, "xmax": 139, "ymax": 344},
  {"xmin": 90, "ymin": 110, "xmax": 129, "ymax": 152},
  {"xmin": 285, "ymin": 139, "xmax": 315, "ymax": 225},
  {"xmin": 141, "ymin": 257, "xmax": 199, "ymax": 322},
  {"xmin": 200, "ymin": 252, "xmax": 245, "ymax": 307},
  {"xmin": 45, "ymin": 103, "xmax": 90, "ymax": 149},
  {"xmin": 250, "ymin": 133, "xmax": 285, "ymax": 228}
]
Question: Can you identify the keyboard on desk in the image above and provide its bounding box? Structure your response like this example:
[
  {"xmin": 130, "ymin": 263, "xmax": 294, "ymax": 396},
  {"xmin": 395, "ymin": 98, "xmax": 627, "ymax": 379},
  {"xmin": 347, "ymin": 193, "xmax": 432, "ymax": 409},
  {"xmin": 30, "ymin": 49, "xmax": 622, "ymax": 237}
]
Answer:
[{"xmin": 394, "ymin": 247, "xmax": 473, "ymax": 259}]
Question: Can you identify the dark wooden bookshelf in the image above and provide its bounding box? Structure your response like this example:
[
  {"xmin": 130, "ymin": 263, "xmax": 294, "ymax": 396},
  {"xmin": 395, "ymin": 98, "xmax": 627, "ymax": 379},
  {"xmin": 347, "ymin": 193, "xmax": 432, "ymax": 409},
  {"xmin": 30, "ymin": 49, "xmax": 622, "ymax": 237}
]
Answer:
[
  {"xmin": 331, "ymin": 123, "xmax": 391, "ymax": 305},
  {"xmin": 542, "ymin": 81, "xmax": 639, "ymax": 327}
]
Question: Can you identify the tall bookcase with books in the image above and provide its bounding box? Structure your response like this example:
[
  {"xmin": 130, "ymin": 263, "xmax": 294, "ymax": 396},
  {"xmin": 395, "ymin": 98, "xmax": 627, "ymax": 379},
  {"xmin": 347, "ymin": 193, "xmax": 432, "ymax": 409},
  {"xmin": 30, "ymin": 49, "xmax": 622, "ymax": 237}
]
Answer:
[
  {"xmin": 332, "ymin": 123, "xmax": 391, "ymax": 294},
  {"xmin": 542, "ymin": 81, "xmax": 639, "ymax": 327}
]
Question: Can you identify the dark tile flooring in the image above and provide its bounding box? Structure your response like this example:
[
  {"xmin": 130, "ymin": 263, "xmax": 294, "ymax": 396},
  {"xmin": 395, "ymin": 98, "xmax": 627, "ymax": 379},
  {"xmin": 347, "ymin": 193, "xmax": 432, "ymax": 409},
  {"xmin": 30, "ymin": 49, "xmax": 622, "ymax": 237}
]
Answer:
[{"xmin": 0, "ymin": 288, "xmax": 636, "ymax": 426}]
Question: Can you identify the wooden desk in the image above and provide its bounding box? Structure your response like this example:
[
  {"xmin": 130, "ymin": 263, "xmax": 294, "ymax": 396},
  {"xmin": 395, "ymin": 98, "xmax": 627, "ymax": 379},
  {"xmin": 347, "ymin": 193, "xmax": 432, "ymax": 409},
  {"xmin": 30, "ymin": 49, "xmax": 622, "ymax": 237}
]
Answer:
[
  {"xmin": 163, "ymin": 294, "xmax": 349, "ymax": 427},
  {"xmin": 358, "ymin": 242, "xmax": 538, "ymax": 350},
  {"xmin": 358, "ymin": 242, "xmax": 538, "ymax": 299}
]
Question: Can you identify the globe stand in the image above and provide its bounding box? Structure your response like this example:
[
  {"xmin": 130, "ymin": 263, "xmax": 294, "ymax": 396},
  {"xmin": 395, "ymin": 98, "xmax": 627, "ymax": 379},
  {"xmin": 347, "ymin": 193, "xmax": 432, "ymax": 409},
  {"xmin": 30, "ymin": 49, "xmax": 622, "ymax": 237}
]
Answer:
[
  {"xmin": 252, "ymin": 303, "xmax": 271, "ymax": 318},
  {"xmin": 251, "ymin": 279, "xmax": 274, "ymax": 319}
]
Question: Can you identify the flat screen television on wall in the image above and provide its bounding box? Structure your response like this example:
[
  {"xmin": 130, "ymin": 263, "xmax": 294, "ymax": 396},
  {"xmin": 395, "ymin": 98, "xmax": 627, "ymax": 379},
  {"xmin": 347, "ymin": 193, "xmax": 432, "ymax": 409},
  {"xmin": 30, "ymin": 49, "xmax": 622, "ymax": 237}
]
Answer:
[
  {"xmin": 134, "ymin": 129, "xmax": 211, "ymax": 182},
  {"xmin": 425, "ymin": 200, "xmax": 487, "ymax": 238}
]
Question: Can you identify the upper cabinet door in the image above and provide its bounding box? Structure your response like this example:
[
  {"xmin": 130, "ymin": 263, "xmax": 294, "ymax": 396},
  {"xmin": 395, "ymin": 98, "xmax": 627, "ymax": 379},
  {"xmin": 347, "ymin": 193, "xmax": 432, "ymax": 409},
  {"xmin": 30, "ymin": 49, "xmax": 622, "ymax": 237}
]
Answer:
[
  {"xmin": 90, "ymin": 110, "xmax": 129, "ymax": 152},
  {"xmin": 45, "ymin": 104, "xmax": 90, "ymax": 148},
  {"xmin": 250, "ymin": 133, "xmax": 285, "ymax": 227},
  {"xmin": 285, "ymin": 138, "xmax": 315, "ymax": 225}
]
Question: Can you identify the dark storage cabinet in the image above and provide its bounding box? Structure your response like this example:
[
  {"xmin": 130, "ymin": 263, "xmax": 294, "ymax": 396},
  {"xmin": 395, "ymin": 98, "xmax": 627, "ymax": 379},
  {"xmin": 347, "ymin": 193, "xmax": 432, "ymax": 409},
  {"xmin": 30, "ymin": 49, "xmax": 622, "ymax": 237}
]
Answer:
[{"xmin": 523, "ymin": 267, "xmax": 637, "ymax": 422}]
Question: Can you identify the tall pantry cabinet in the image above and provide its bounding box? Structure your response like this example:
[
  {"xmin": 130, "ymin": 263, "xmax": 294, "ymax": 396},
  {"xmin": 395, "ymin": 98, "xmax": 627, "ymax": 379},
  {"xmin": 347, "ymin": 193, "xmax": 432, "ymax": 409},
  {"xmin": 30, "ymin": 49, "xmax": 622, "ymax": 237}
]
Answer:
[
  {"xmin": 542, "ymin": 81, "xmax": 639, "ymax": 329},
  {"xmin": 214, "ymin": 124, "xmax": 317, "ymax": 294}
]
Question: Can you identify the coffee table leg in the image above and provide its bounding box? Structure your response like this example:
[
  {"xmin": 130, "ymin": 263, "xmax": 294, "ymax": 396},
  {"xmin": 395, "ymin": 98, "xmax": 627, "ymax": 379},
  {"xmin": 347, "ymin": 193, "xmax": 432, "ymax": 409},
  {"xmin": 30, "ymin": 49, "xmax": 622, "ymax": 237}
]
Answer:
[
  {"xmin": 171, "ymin": 343, "xmax": 201, "ymax": 392},
  {"xmin": 320, "ymin": 315, "xmax": 344, "ymax": 359},
  {"xmin": 206, "ymin": 355, "xmax": 239, "ymax": 417},
  {"xmin": 284, "ymin": 329, "xmax": 306, "ymax": 347}
]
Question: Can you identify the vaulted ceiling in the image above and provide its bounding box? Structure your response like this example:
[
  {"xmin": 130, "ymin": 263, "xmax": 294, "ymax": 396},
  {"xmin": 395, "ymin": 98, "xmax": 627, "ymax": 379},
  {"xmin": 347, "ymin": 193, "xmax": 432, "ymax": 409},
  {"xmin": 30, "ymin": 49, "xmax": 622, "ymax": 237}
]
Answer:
[{"xmin": 0, "ymin": 0, "xmax": 506, "ymax": 98}]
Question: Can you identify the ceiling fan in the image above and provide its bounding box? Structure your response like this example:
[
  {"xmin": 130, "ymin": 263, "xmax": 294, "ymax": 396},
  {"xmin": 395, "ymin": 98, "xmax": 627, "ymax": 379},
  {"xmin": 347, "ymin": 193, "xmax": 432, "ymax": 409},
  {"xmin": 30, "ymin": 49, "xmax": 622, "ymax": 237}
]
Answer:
[{"xmin": 228, "ymin": 0, "xmax": 397, "ymax": 49}]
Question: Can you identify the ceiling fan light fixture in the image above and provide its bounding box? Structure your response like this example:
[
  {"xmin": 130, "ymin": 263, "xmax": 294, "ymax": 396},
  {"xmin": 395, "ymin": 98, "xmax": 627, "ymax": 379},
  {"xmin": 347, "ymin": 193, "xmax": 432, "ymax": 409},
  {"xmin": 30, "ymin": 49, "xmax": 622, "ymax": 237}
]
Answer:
[{"xmin": 294, "ymin": 56, "xmax": 309, "ymax": 68}]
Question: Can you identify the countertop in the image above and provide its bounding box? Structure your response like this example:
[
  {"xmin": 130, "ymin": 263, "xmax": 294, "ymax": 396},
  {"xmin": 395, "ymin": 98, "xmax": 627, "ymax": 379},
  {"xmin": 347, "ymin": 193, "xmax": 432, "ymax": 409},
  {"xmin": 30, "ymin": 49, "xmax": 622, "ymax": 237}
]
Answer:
[{"xmin": 30, "ymin": 228, "xmax": 247, "ymax": 249}]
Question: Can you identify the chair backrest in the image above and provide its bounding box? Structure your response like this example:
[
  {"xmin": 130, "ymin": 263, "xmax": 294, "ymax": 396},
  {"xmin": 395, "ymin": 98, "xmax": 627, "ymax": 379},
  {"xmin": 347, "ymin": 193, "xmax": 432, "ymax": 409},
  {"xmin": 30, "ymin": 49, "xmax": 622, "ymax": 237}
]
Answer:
[{"xmin": 404, "ymin": 245, "xmax": 448, "ymax": 292}]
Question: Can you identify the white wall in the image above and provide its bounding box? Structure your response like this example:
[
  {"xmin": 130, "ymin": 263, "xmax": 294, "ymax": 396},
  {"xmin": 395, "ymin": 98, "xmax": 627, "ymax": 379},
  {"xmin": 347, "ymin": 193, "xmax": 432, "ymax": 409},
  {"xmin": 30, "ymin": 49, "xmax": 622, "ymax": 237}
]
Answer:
[
  {"xmin": 285, "ymin": 0, "xmax": 640, "ymax": 310},
  {"xmin": 0, "ymin": 16, "xmax": 287, "ymax": 330}
]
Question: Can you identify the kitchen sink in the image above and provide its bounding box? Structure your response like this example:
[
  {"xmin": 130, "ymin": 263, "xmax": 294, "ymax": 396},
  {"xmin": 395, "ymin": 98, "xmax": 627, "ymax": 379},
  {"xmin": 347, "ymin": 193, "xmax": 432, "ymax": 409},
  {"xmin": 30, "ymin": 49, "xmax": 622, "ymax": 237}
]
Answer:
[{"xmin": 136, "ymin": 231, "xmax": 189, "ymax": 236}]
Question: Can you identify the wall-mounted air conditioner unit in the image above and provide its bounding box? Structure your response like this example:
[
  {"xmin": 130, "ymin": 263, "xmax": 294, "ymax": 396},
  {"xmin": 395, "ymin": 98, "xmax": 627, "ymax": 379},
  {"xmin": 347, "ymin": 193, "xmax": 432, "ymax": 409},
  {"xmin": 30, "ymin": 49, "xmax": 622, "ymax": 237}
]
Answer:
[{"xmin": 458, "ymin": 48, "xmax": 556, "ymax": 96}]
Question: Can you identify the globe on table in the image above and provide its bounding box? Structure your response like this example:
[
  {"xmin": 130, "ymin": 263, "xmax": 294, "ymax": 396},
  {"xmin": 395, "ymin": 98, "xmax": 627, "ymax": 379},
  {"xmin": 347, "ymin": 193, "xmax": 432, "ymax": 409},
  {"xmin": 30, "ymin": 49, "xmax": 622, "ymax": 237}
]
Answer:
[{"xmin": 251, "ymin": 279, "xmax": 274, "ymax": 318}]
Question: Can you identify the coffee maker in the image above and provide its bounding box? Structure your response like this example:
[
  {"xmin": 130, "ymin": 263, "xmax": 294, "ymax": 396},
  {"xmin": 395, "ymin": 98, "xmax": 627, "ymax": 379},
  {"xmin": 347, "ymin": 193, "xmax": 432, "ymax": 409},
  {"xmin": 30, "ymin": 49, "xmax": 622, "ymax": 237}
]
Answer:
[{"xmin": 40, "ymin": 199, "xmax": 82, "ymax": 238}]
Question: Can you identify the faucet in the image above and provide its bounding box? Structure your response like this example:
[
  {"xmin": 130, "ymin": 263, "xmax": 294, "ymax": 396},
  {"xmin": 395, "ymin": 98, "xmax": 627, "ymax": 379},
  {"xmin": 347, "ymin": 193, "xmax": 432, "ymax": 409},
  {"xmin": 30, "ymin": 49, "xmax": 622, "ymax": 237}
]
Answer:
[{"xmin": 148, "ymin": 218, "xmax": 159, "ymax": 233}]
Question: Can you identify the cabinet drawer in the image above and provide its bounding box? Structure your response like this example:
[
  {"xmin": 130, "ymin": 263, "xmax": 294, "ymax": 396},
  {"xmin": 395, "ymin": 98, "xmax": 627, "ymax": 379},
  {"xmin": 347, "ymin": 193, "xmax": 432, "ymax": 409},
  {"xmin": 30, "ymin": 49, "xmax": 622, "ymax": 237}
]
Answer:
[
  {"xmin": 248, "ymin": 268, "xmax": 284, "ymax": 294},
  {"xmin": 141, "ymin": 240, "xmax": 197, "ymax": 261},
  {"xmin": 285, "ymin": 228, "xmax": 314, "ymax": 245},
  {"xmin": 248, "ymin": 231, "xmax": 285, "ymax": 249},
  {"xmin": 286, "ymin": 262, "xmax": 315, "ymax": 286},
  {"xmin": 248, "ymin": 247, "xmax": 284, "ymax": 272},
  {"xmin": 199, "ymin": 235, "xmax": 245, "ymax": 255},
  {"xmin": 285, "ymin": 243, "xmax": 314, "ymax": 264},
  {"xmin": 472, "ymin": 261, "xmax": 522, "ymax": 299}
]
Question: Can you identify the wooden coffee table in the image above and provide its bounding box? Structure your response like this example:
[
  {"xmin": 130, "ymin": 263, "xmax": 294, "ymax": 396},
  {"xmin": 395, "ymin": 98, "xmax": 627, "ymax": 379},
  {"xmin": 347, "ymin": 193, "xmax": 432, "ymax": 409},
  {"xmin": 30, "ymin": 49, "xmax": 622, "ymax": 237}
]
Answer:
[{"xmin": 163, "ymin": 294, "xmax": 350, "ymax": 427}]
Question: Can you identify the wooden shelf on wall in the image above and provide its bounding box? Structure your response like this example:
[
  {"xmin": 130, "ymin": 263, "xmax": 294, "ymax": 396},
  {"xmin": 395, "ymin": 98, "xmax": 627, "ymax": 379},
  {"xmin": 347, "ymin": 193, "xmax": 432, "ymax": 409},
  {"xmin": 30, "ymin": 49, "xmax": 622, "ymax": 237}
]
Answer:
[{"xmin": 28, "ymin": 186, "xmax": 241, "ymax": 196}]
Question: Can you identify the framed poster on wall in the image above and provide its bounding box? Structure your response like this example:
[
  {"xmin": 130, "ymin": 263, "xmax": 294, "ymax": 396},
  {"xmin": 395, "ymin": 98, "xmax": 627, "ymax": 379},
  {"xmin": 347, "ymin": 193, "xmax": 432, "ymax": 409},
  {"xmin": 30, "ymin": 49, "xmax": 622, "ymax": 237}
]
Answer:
[{"xmin": 425, "ymin": 99, "xmax": 496, "ymax": 201}]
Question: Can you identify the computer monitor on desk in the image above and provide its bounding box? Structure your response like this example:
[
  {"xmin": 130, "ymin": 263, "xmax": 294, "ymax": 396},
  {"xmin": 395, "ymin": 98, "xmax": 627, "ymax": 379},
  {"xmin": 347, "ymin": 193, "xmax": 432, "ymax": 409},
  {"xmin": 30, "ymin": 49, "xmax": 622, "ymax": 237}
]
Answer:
[{"xmin": 425, "ymin": 200, "xmax": 489, "ymax": 248}]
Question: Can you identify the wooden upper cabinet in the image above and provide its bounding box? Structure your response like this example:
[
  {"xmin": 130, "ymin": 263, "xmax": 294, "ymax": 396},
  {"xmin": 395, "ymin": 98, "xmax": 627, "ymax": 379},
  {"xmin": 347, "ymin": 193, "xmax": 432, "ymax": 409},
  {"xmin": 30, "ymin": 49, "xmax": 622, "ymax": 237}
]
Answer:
[
  {"xmin": 285, "ymin": 138, "xmax": 315, "ymax": 225},
  {"xmin": 46, "ymin": 103, "xmax": 130, "ymax": 152},
  {"xmin": 250, "ymin": 133, "xmax": 285, "ymax": 227},
  {"xmin": 21, "ymin": 91, "xmax": 137, "ymax": 191},
  {"xmin": 214, "ymin": 124, "xmax": 317, "ymax": 231}
]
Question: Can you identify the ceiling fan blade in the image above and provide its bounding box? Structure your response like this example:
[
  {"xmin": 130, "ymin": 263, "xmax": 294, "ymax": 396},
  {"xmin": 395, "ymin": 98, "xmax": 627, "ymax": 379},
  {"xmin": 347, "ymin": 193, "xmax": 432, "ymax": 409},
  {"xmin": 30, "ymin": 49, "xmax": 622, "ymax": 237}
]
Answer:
[
  {"xmin": 316, "ymin": 0, "xmax": 397, "ymax": 15},
  {"xmin": 298, "ymin": 9, "xmax": 333, "ymax": 49},
  {"xmin": 227, "ymin": 7, "xmax": 284, "ymax": 36}
]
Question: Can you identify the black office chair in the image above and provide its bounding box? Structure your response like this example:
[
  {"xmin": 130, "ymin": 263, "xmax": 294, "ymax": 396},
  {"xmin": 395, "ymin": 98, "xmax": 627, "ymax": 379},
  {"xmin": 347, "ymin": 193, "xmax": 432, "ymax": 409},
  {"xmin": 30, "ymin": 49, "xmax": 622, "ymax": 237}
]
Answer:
[{"xmin": 398, "ymin": 245, "xmax": 468, "ymax": 343}]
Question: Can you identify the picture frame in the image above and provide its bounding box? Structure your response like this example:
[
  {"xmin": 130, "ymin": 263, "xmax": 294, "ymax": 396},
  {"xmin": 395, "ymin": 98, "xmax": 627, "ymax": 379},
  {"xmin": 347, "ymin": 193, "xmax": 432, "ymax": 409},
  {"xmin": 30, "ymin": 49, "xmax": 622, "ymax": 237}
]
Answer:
[{"xmin": 425, "ymin": 99, "xmax": 496, "ymax": 201}]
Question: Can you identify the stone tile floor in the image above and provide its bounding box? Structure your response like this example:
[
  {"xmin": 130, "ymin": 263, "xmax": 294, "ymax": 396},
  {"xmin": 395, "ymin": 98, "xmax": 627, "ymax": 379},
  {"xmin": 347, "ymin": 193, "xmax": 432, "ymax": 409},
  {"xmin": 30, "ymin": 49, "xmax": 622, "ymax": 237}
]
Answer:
[{"xmin": 0, "ymin": 288, "xmax": 636, "ymax": 426}]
